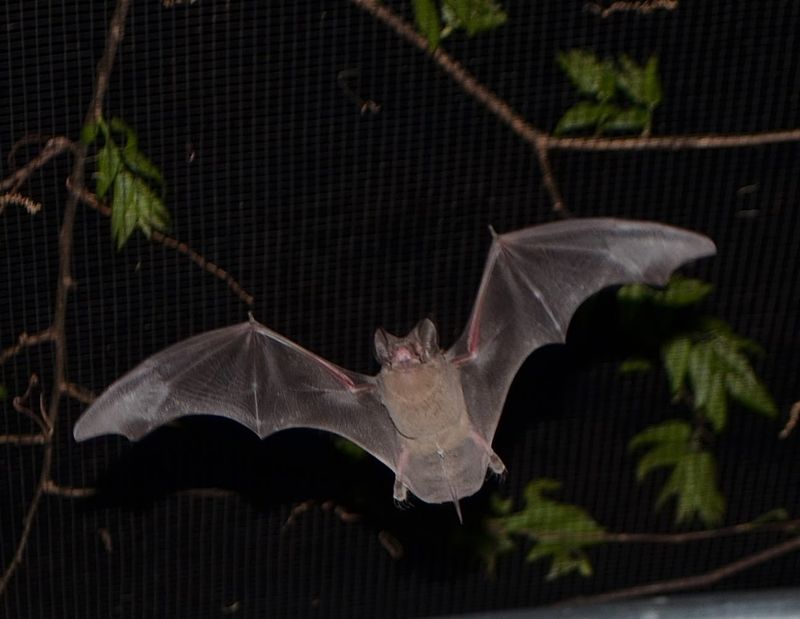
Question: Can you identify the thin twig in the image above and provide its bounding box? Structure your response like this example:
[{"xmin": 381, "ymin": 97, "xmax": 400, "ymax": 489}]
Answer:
[
  {"xmin": 349, "ymin": 0, "xmax": 800, "ymax": 214},
  {"xmin": 499, "ymin": 518, "xmax": 800, "ymax": 545},
  {"xmin": 585, "ymin": 0, "xmax": 678, "ymax": 18},
  {"xmin": 0, "ymin": 0, "xmax": 132, "ymax": 596},
  {"xmin": 42, "ymin": 481, "xmax": 96, "ymax": 498},
  {"xmin": 779, "ymin": 401, "xmax": 799, "ymax": 440},
  {"xmin": 545, "ymin": 131, "xmax": 800, "ymax": 151},
  {"xmin": 0, "ymin": 193, "xmax": 42, "ymax": 215},
  {"xmin": 347, "ymin": 0, "xmax": 566, "ymax": 213},
  {"xmin": 67, "ymin": 180, "xmax": 254, "ymax": 306},
  {"xmin": 0, "ymin": 329, "xmax": 55, "ymax": 365},
  {"xmin": 0, "ymin": 136, "xmax": 78, "ymax": 193},
  {"xmin": 60, "ymin": 382, "xmax": 95, "ymax": 405},
  {"xmin": 555, "ymin": 535, "xmax": 800, "ymax": 607}
]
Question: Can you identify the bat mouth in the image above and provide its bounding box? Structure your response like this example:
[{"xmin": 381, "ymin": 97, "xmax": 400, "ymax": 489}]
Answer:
[{"xmin": 389, "ymin": 345, "xmax": 424, "ymax": 369}]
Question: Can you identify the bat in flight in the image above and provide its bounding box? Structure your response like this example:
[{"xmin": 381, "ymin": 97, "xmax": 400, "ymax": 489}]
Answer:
[{"xmin": 74, "ymin": 218, "xmax": 715, "ymax": 520}]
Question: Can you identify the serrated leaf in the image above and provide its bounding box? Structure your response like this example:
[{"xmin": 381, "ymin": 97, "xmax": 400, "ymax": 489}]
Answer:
[
  {"xmin": 334, "ymin": 438, "xmax": 366, "ymax": 460},
  {"xmin": 496, "ymin": 479, "xmax": 604, "ymax": 580},
  {"xmin": 642, "ymin": 56, "xmax": 662, "ymax": 108},
  {"xmin": 121, "ymin": 145, "xmax": 164, "ymax": 187},
  {"xmin": 661, "ymin": 336, "xmax": 692, "ymax": 395},
  {"xmin": 109, "ymin": 116, "xmax": 138, "ymax": 148},
  {"xmin": 629, "ymin": 419, "xmax": 691, "ymax": 452},
  {"xmin": 752, "ymin": 508, "xmax": 789, "ymax": 524},
  {"xmin": 110, "ymin": 170, "xmax": 170, "ymax": 249},
  {"xmin": 725, "ymin": 373, "xmax": 778, "ymax": 417},
  {"xmin": 688, "ymin": 341, "xmax": 719, "ymax": 409},
  {"xmin": 557, "ymin": 50, "xmax": 616, "ymax": 101},
  {"xmin": 659, "ymin": 277, "xmax": 713, "ymax": 307},
  {"xmin": 617, "ymin": 282, "xmax": 653, "ymax": 304},
  {"xmin": 704, "ymin": 372, "xmax": 728, "ymax": 432},
  {"xmin": 655, "ymin": 450, "xmax": 725, "ymax": 526},
  {"xmin": 619, "ymin": 356, "xmax": 654, "ymax": 374},
  {"xmin": 555, "ymin": 101, "xmax": 619, "ymax": 135},
  {"xmin": 599, "ymin": 106, "xmax": 649, "ymax": 134},
  {"xmin": 616, "ymin": 54, "xmax": 647, "ymax": 105},
  {"xmin": 96, "ymin": 143, "xmax": 123, "ymax": 199},
  {"xmin": 635, "ymin": 441, "xmax": 689, "ymax": 481},
  {"xmin": 413, "ymin": 0, "xmax": 441, "ymax": 50},
  {"xmin": 442, "ymin": 0, "xmax": 507, "ymax": 36},
  {"xmin": 81, "ymin": 121, "xmax": 100, "ymax": 145}
]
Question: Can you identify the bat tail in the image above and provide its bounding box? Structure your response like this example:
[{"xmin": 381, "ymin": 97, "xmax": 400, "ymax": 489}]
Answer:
[{"xmin": 438, "ymin": 452, "xmax": 464, "ymax": 523}]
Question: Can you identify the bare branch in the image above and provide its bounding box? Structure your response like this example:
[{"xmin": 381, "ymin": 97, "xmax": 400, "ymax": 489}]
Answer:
[
  {"xmin": 556, "ymin": 535, "xmax": 800, "ymax": 607},
  {"xmin": 546, "ymin": 130, "xmax": 800, "ymax": 151},
  {"xmin": 0, "ymin": 136, "xmax": 78, "ymax": 193},
  {"xmin": 60, "ymin": 382, "xmax": 95, "ymax": 405},
  {"xmin": 779, "ymin": 401, "xmax": 799, "ymax": 440},
  {"xmin": 0, "ymin": 329, "xmax": 55, "ymax": 366},
  {"xmin": 0, "ymin": 193, "xmax": 42, "ymax": 215},
  {"xmin": 42, "ymin": 481, "xmax": 96, "ymax": 498},
  {"xmin": 585, "ymin": 0, "xmax": 678, "ymax": 18},
  {"xmin": 68, "ymin": 180, "xmax": 255, "ymax": 306},
  {"xmin": 0, "ymin": 0, "xmax": 133, "ymax": 597}
]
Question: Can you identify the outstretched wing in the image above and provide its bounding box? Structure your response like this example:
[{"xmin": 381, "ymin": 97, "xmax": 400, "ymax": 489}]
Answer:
[
  {"xmin": 74, "ymin": 316, "xmax": 400, "ymax": 471},
  {"xmin": 447, "ymin": 218, "xmax": 716, "ymax": 440}
]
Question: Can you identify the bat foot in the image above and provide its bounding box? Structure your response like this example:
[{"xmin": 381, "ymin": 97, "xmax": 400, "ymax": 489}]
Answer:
[
  {"xmin": 393, "ymin": 477, "xmax": 409, "ymax": 503},
  {"xmin": 488, "ymin": 451, "xmax": 507, "ymax": 477}
]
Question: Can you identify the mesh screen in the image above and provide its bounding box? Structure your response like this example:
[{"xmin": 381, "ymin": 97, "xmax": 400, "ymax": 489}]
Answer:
[{"xmin": 1, "ymin": 0, "xmax": 799, "ymax": 616}]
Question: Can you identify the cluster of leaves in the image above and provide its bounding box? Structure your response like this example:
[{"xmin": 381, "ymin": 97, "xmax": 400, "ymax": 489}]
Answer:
[
  {"xmin": 81, "ymin": 117, "xmax": 170, "ymax": 249},
  {"xmin": 413, "ymin": 0, "xmax": 507, "ymax": 50},
  {"xmin": 619, "ymin": 278, "xmax": 777, "ymax": 526},
  {"xmin": 479, "ymin": 278, "xmax": 778, "ymax": 579},
  {"xmin": 555, "ymin": 50, "xmax": 662, "ymax": 136},
  {"xmin": 482, "ymin": 479, "xmax": 605, "ymax": 579}
]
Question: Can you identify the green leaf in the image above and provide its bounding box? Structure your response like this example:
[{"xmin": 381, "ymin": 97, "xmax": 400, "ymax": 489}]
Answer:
[
  {"xmin": 688, "ymin": 341, "xmax": 719, "ymax": 410},
  {"xmin": 635, "ymin": 441, "xmax": 688, "ymax": 481},
  {"xmin": 81, "ymin": 121, "xmax": 100, "ymax": 145},
  {"xmin": 413, "ymin": 0, "xmax": 442, "ymax": 50},
  {"xmin": 704, "ymin": 372, "xmax": 728, "ymax": 432},
  {"xmin": 334, "ymin": 437, "xmax": 367, "ymax": 460},
  {"xmin": 554, "ymin": 101, "xmax": 619, "ymax": 135},
  {"xmin": 658, "ymin": 277, "xmax": 713, "ymax": 308},
  {"xmin": 492, "ymin": 479, "xmax": 605, "ymax": 580},
  {"xmin": 642, "ymin": 56, "xmax": 663, "ymax": 108},
  {"xmin": 110, "ymin": 170, "xmax": 170, "ymax": 249},
  {"xmin": 0, "ymin": 384, "xmax": 7, "ymax": 401},
  {"xmin": 752, "ymin": 508, "xmax": 789, "ymax": 524},
  {"xmin": 442, "ymin": 0, "xmax": 507, "ymax": 36},
  {"xmin": 557, "ymin": 50, "xmax": 616, "ymax": 101},
  {"xmin": 619, "ymin": 356, "xmax": 654, "ymax": 374},
  {"xmin": 655, "ymin": 450, "xmax": 725, "ymax": 526},
  {"xmin": 629, "ymin": 419, "xmax": 692, "ymax": 452},
  {"xmin": 725, "ymin": 373, "xmax": 778, "ymax": 417},
  {"xmin": 121, "ymin": 144, "xmax": 165, "ymax": 187},
  {"xmin": 95, "ymin": 143, "xmax": 123, "ymax": 199},
  {"xmin": 599, "ymin": 106, "xmax": 649, "ymax": 134},
  {"xmin": 661, "ymin": 336, "xmax": 692, "ymax": 395}
]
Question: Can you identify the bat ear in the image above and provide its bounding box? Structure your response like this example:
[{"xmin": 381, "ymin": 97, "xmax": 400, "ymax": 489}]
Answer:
[
  {"xmin": 374, "ymin": 327, "xmax": 393, "ymax": 365},
  {"xmin": 414, "ymin": 318, "xmax": 439, "ymax": 354}
]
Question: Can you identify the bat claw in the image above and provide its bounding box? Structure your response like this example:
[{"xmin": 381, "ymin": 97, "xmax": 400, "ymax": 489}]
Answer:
[
  {"xmin": 393, "ymin": 477, "xmax": 408, "ymax": 503},
  {"xmin": 488, "ymin": 451, "xmax": 506, "ymax": 477}
]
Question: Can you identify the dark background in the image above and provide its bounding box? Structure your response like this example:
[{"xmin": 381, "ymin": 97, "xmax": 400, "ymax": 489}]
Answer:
[{"xmin": 1, "ymin": 0, "xmax": 799, "ymax": 616}]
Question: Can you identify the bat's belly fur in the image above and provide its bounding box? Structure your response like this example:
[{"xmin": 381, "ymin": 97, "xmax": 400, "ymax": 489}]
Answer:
[{"xmin": 378, "ymin": 356, "xmax": 498, "ymax": 504}]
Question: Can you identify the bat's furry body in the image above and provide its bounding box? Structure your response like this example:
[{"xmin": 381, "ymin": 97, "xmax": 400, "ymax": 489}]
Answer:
[{"xmin": 74, "ymin": 218, "xmax": 715, "ymax": 515}]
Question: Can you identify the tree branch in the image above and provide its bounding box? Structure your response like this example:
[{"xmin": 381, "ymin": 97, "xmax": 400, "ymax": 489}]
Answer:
[
  {"xmin": 556, "ymin": 535, "xmax": 800, "ymax": 607},
  {"xmin": 0, "ymin": 0, "xmax": 133, "ymax": 596},
  {"xmin": 68, "ymin": 181, "xmax": 255, "ymax": 306}
]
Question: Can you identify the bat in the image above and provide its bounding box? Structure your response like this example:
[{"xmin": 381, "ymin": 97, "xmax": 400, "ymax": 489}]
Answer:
[{"xmin": 74, "ymin": 218, "xmax": 715, "ymax": 519}]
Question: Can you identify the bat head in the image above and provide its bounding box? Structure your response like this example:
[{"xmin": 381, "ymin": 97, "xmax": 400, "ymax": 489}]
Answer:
[{"xmin": 373, "ymin": 318, "xmax": 440, "ymax": 369}]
